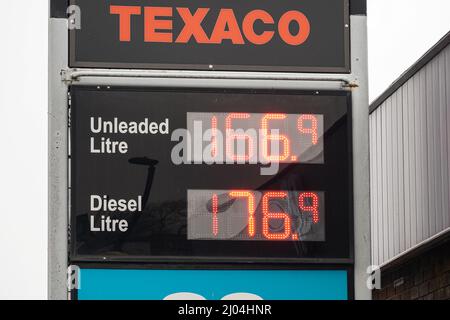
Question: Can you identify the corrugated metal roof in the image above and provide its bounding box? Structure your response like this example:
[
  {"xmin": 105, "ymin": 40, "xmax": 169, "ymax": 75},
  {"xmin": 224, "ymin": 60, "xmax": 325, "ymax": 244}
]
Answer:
[{"xmin": 370, "ymin": 31, "xmax": 450, "ymax": 114}]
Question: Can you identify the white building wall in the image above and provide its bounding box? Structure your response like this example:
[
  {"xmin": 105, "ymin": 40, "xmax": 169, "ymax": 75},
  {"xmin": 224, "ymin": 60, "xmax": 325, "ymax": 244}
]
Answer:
[{"xmin": 370, "ymin": 41, "xmax": 450, "ymax": 266}]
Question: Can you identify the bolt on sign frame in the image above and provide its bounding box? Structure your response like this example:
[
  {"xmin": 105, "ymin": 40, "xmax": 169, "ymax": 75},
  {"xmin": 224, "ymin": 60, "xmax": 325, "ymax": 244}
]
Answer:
[{"xmin": 49, "ymin": 0, "xmax": 370, "ymax": 300}]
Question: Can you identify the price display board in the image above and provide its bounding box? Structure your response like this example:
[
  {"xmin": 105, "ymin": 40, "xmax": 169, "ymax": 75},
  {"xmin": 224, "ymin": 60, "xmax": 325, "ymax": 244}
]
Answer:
[{"xmin": 70, "ymin": 87, "xmax": 352, "ymax": 262}]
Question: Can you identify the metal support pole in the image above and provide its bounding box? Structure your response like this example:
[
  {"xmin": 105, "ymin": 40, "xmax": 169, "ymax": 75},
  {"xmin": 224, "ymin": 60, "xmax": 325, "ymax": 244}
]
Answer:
[
  {"xmin": 350, "ymin": 15, "xmax": 372, "ymax": 300},
  {"xmin": 48, "ymin": 17, "xmax": 69, "ymax": 300}
]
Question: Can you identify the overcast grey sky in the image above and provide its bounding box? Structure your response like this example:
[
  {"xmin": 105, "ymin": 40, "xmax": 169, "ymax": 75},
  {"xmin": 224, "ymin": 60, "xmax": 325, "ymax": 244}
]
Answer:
[
  {"xmin": 0, "ymin": 0, "xmax": 449, "ymax": 299},
  {"xmin": 368, "ymin": 0, "xmax": 450, "ymax": 101}
]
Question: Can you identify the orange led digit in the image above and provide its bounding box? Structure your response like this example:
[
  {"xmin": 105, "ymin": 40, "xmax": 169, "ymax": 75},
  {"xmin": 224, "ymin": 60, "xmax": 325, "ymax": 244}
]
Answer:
[
  {"xmin": 299, "ymin": 192, "xmax": 320, "ymax": 224},
  {"xmin": 226, "ymin": 113, "xmax": 254, "ymax": 162},
  {"xmin": 298, "ymin": 114, "xmax": 319, "ymax": 145},
  {"xmin": 261, "ymin": 114, "xmax": 290, "ymax": 162},
  {"xmin": 229, "ymin": 190, "xmax": 256, "ymax": 237},
  {"xmin": 262, "ymin": 191, "xmax": 291, "ymax": 240},
  {"xmin": 211, "ymin": 116, "xmax": 218, "ymax": 158},
  {"xmin": 212, "ymin": 193, "xmax": 219, "ymax": 236}
]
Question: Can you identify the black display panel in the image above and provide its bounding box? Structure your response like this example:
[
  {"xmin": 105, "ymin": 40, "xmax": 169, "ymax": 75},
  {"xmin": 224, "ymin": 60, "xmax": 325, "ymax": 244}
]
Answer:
[
  {"xmin": 69, "ymin": 0, "xmax": 350, "ymax": 73},
  {"xmin": 70, "ymin": 87, "xmax": 352, "ymax": 262}
]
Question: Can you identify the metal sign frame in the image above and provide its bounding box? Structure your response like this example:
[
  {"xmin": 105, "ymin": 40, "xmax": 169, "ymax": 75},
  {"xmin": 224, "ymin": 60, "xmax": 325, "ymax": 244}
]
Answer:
[{"xmin": 49, "ymin": 1, "xmax": 370, "ymax": 300}]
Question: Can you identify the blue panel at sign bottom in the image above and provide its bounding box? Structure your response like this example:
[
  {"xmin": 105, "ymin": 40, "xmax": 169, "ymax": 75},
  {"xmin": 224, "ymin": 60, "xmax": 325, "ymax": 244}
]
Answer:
[{"xmin": 77, "ymin": 269, "xmax": 348, "ymax": 300}]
